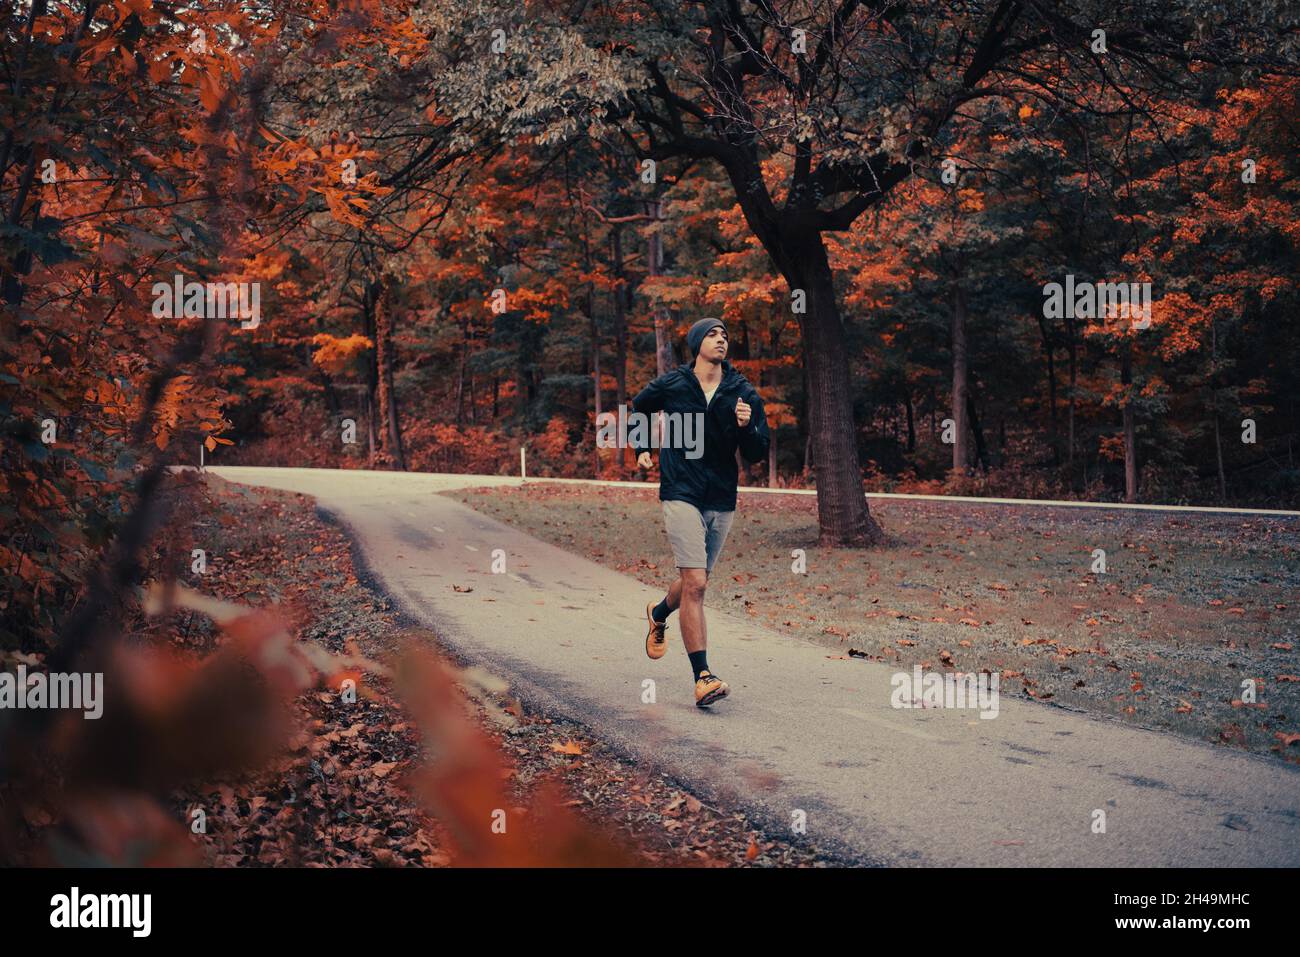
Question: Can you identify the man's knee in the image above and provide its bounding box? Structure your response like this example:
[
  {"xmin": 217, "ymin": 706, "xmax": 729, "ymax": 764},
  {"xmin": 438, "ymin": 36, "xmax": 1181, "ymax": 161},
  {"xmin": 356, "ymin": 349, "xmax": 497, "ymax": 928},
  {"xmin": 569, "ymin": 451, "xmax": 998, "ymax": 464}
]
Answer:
[{"xmin": 681, "ymin": 568, "xmax": 708, "ymax": 600}]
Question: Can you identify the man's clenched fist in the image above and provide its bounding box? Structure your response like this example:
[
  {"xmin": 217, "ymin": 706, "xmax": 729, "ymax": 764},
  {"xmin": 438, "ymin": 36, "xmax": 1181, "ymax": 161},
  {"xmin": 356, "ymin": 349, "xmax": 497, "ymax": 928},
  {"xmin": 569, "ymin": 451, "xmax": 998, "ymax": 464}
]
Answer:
[
  {"xmin": 637, "ymin": 451, "xmax": 653, "ymax": 469},
  {"xmin": 735, "ymin": 398, "xmax": 752, "ymax": 427}
]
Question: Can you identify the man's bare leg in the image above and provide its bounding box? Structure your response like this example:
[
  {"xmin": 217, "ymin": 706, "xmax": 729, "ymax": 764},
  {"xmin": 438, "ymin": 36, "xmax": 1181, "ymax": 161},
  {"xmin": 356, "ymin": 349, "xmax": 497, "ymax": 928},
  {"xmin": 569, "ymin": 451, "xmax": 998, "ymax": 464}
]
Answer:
[
  {"xmin": 676, "ymin": 567, "xmax": 726, "ymax": 705},
  {"xmin": 677, "ymin": 567, "xmax": 709, "ymax": 653},
  {"xmin": 659, "ymin": 572, "xmax": 709, "ymax": 634},
  {"xmin": 654, "ymin": 569, "xmax": 725, "ymax": 702},
  {"xmin": 664, "ymin": 575, "xmax": 683, "ymax": 615}
]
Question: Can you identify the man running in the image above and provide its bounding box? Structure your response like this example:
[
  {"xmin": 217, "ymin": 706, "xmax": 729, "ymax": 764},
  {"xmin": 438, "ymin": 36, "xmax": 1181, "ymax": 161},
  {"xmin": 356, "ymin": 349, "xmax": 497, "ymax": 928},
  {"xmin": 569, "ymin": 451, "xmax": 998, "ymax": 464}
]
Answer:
[{"xmin": 632, "ymin": 317, "xmax": 770, "ymax": 708}]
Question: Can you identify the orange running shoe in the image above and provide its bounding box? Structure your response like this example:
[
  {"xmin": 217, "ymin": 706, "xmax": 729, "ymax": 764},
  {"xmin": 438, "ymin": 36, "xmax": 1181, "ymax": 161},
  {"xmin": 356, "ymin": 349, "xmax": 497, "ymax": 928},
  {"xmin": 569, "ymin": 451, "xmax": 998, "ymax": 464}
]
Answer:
[
  {"xmin": 694, "ymin": 670, "xmax": 729, "ymax": 708},
  {"xmin": 645, "ymin": 603, "xmax": 668, "ymax": 660}
]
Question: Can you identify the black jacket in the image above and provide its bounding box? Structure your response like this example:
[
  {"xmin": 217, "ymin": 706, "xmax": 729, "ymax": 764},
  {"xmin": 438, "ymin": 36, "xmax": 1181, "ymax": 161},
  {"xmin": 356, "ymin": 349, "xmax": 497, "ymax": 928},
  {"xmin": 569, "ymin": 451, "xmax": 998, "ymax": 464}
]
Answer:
[{"xmin": 631, "ymin": 360, "xmax": 770, "ymax": 512}]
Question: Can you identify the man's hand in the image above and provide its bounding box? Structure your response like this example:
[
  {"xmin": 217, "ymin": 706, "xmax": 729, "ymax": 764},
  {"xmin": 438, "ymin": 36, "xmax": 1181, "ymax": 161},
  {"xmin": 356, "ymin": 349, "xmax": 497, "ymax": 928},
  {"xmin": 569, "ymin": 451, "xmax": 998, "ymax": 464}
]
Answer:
[
  {"xmin": 637, "ymin": 451, "xmax": 653, "ymax": 470},
  {"xmin": 735, "ymin": 398, "xmax": 752, "ymax": 428}
]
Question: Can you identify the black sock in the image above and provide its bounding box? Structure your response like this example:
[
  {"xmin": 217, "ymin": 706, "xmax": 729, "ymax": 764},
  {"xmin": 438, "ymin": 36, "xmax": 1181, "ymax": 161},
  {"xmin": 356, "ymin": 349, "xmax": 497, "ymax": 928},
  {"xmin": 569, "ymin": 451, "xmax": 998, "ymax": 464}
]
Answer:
[
  {"xmin": 652, "ymin": 597, "xmax": 672, "ymax": 623},
  {"xmin": 688, "ymin": 650, "xmax": 710, "ymax": 680}
]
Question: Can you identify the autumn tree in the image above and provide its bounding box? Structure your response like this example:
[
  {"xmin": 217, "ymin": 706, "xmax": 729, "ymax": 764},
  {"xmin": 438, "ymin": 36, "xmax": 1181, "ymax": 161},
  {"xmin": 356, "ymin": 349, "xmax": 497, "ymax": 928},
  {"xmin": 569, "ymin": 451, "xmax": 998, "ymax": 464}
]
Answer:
[{"xmin": 498, "ymin": 0, "xmax": 1300, "ymax": 544}]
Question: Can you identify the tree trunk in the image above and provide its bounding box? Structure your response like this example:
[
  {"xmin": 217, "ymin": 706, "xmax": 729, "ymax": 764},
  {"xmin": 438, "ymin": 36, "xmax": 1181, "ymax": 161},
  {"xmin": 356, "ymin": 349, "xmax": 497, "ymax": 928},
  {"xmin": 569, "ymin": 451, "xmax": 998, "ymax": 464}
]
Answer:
[
  {"xmin": 790, "ymin": 236, "xmax": 882, "ymax": 545},
  {"xmin": 1066, "ymin": 316, "xmax": 1078, "ymax": 473},
  {"xmin": 754, "ymin": 219, "xmax": 874, "ymax": 545},
  {"xmin": 966, "ymin": 389, "xmax": 989, "ymax": 472},
  {"xmin": 645, "ymin": 199, "xmax": 675, "ymax": 376},
  {"xmin": 768, "ymin": 424, "xmax": 777, "ymax": 487},
  {"xmin": 387, "ymin": 388, "xmax": 407, "ymax": 469},
  {"xmin": 800, "ymin": 356, "xmax": 811, "ymax": 475},
  {"xmin": 371, "ymin": 280, "xmax": 406, "ymax": 470},
  {"xmin": 1121, "ymin": 348, "xmax": 1138, "ymax": 502},
  {"xmin": 580, "ymin": 199, "xmax": 601, "ymax": 476},
  {"xmin": 365, "ymin": 393, "xmax": 377, "ymax": 461},
  {"xmin": 1036, "ymin": 313, "xmax": 1060, "ymax": 466},
  {"xmin": 611, "ymin": 227, "xmax": 630, "ymax": 471},
  {"xmin": 611, "ymin": 226, "xmax": 628, "ymax": 411},
  {"xmin": 951, "ymin": 283, "xmax": 970, "ymax": 474},
  {"xmin": 320, "ymin": 369, "xmax": 341, "ymax": 418},
  {"xmin": 904, "ymin": 390, "xmax": 916, "ymax": 453},
  {"xmin": 591, "ymin": 304, "xmax": 601, "ymax": 476},
  {"xmin": 1212, "ymin": 320, "xmax": 1226, "ymax": 499},
  {"xmin": 455, "ymin": 317, "xmax": 467, "ymax": 427},
  {"xmin": 1214, "ymin": 413, "xmax": 1226, "ymax": 500},
  {"xmin": 362, "ymin": 284, "xmax": 381, "ymax": 465},
  {"xmin": 589, "ymin": 305, "xmax": 601, "ymax": 422}
]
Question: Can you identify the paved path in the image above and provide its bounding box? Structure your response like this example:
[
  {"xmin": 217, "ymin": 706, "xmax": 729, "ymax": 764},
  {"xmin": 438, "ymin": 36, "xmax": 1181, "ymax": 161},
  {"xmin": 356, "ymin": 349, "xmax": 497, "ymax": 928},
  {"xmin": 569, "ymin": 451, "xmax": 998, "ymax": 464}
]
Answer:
[{"xmin": 207, "ymin": 466, "xmax": 1300, "ymax": 866}]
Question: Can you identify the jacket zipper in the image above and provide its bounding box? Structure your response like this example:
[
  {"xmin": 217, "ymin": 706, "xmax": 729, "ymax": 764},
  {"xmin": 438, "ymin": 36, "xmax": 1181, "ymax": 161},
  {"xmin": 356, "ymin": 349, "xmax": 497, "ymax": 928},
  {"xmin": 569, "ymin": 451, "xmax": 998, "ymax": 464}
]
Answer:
[
  {"xmin": 685, "ymin": 366, "xmax": 736, "ymax": 506},
  {"xmin": 684, "ymin": 370, "xmax": 711, "ymax": 502}
]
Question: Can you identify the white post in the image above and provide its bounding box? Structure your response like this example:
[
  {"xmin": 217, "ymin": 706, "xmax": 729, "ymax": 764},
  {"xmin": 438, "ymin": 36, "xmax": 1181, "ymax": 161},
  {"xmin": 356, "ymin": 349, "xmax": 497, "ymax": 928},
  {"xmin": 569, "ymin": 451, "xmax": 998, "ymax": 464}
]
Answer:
[
  {"xmin": 200, "ymin": 441, "xmax": 205, "ymax": 472},
  {"xmin": 520, "ymin": 445, "xmax": 526, "ymax": 483}
]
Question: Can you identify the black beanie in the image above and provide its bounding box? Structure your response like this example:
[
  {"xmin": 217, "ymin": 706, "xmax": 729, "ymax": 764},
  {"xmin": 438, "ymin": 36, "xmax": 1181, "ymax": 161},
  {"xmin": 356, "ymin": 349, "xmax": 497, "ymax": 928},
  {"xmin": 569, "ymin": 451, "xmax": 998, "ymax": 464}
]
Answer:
[{"xmin": 687, "ymin": 317, "xmax": 726, "ymax": 356}]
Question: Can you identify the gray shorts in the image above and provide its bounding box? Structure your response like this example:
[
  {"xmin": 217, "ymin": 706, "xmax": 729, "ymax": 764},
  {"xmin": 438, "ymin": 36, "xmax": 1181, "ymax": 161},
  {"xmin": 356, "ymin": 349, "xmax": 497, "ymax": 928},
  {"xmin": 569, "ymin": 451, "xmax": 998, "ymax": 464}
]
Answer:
[{"xmin": 661, "ymin": 500, "xmax": 735, "ymax": 573}]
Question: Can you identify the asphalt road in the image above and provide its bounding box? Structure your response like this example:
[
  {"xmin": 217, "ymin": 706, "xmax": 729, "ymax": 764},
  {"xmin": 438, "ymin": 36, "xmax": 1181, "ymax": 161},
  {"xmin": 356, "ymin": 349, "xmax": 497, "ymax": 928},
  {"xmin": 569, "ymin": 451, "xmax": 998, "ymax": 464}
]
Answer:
[{"xmin": 207, "ymin": 466, "xmax": 1300, "ymax": 866}]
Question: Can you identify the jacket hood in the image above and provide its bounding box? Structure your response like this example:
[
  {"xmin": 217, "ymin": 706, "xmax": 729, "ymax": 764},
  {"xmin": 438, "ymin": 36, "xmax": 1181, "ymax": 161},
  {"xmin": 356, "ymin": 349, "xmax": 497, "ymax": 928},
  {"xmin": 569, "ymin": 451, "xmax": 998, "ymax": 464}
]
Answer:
[{"xmin": 675, "ymin": 359, "xmax": 750, "ymax": 389}]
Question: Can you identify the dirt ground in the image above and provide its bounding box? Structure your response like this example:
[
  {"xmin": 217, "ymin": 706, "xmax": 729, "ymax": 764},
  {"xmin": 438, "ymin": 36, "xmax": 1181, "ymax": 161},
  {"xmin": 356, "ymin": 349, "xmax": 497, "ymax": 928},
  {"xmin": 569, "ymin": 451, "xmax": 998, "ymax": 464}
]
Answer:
[{"xmin": 451, "ymin": 483, "xmax": 1300, "ymax": 765}]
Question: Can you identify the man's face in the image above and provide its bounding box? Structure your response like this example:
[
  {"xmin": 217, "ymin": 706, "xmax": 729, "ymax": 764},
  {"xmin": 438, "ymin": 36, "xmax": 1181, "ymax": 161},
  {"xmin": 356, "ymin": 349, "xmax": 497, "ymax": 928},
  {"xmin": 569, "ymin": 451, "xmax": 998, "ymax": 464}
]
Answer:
[{"xmin": 701, "ymin": 326, "xmax": 728, "ymax": 360}]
